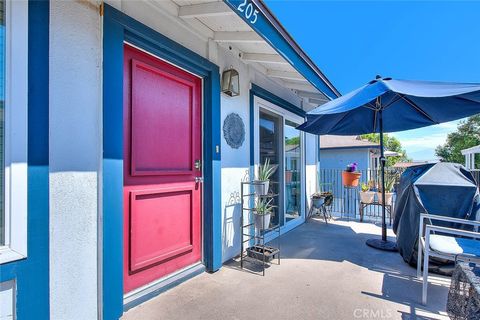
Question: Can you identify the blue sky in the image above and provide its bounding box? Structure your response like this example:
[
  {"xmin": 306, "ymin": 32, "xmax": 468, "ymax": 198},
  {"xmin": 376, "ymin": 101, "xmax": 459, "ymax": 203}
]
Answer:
[{"xmin": 266, "ymin": 0, "xmax": 480, "ymax": 161}]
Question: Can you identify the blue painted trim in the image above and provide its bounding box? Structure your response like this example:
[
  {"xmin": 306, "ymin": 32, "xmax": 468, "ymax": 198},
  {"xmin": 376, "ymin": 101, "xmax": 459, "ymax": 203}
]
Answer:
[
  {"xmin": 249, "ymin": 89, "xmax": 255, "ymax": 167},
  {"xmin": 251, "ymin": 84, "xmax": 306, "ymax": 117},
  {"xmin": 0, "ymin": 1, "xmax": 50, "ymax": 318},
  {"xmin": 103, "ymin": 5, "xmax": 222, "ymax": 319},
  {"xmin": 224, "ymin": 0, "xmax": 340, "ymax": 99}
]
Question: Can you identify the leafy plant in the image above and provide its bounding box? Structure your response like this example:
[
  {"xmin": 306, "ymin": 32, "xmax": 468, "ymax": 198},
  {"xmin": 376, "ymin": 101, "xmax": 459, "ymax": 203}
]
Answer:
[
  {"xmin": 361, "ymin": 183, "xmax": 370, "ymax": 192},
  {"xmin": 255, "ymin": 197, "xmax": 274, "ymax": 216},
  {"xmin": 312, "ymin": 191, "xmax": 332, "ymax": 199},
  {"xmin": 345, "ymin": 162, "xmax": 358, "ymax": 172},
  {"xmin": 257, "ymin": 158, "xmax": 278, "ymax": 181},
  {"xmin": 379, "ymin": 174, "xmax": 396, "ymax": 193}
]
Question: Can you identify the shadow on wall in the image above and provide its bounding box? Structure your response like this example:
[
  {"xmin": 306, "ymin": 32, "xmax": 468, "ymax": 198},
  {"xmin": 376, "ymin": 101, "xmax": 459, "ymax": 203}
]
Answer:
[{"xmin": 223, "ymin": 191, "xmax": 242, "ymax": 260}]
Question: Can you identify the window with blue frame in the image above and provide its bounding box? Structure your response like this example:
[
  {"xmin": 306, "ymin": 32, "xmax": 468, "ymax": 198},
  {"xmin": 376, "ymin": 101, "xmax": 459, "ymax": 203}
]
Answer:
[{"xmin": 0, "ymin": 0, "xmax": 29, "ymax": 264}]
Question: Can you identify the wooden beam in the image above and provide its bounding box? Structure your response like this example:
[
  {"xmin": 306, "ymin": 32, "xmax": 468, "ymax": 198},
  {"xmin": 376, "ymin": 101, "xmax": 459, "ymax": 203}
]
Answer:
[
  {"xmin": 308, "ymin": 98, "xmax": 329, "ymax": 105},
  {"xmin": 242, "ymin": 53, "xmax": 288, "ymax": 64},
  {"xmin": 283, "ymin": 81, "xmax": 318, "ymax": 92},
  {"xmin": 214, "ymin": 31, "xmax": 264, "ymax": 43},
  {"xmin": 267, "ymin": 70, "xmax": 306, "ymax": 82},
  {"xmin": 178, "ymin": 2, "xmax": 233, "ymax": 18},
  {"xmin": 296, "ymin": 90, "xmax": 329, "ymax": 101}
]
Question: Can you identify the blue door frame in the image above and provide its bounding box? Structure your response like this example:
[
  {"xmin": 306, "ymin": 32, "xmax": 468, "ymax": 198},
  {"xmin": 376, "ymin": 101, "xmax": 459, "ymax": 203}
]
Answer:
[
  {"xmin": 103, "ymin": 5, "xmax": 222, "ymax": 319},
  {"xmin": 0, "ymin": 1, "xmax": 50, "ymax": 319}
]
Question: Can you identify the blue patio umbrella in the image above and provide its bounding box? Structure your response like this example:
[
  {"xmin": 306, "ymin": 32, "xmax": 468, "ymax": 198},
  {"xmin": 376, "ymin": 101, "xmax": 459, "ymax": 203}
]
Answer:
[{"xmin": 298, "ymin": 76, "xmax": 480, "ymax": 251}]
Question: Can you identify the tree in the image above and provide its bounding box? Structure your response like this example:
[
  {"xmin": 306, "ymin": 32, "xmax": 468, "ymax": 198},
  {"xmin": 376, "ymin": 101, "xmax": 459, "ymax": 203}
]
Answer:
[
  {"xmin": 360, "ymin": 133, "xmax": 410, "ymax": 167},
  {"xmin": 435, "ymin": 115, "xmax": 480, "ymax": 167},
  {"xmin": 285, "ymin": 136, "xmax": 300, "ymax": 145}
]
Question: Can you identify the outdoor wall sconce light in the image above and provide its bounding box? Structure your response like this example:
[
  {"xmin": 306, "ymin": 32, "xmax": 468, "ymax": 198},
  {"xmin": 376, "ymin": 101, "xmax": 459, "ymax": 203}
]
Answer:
[{"xmin": 221, "ymin": 67, "xmax": 240, "ymax": 97}]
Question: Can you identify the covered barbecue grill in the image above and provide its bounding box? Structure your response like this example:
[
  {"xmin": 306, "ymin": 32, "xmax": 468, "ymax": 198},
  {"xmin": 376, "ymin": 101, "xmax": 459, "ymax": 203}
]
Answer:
[{"xmin": 393, "ymin": 162, "xmax": 480, "ymax": 270}]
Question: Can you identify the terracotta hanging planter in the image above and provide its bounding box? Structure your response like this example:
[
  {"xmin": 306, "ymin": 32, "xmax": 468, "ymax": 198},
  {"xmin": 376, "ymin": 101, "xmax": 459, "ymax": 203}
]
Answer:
[{"xmin": 342, "ymin": 171, "xmax": 362, "ymax": 187}]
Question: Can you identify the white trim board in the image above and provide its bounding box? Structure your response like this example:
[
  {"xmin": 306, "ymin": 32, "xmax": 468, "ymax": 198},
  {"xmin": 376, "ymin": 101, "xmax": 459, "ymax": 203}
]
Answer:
[{"xmin": 0, "ymin": 0, "xmax": 29, "ymax": 265}]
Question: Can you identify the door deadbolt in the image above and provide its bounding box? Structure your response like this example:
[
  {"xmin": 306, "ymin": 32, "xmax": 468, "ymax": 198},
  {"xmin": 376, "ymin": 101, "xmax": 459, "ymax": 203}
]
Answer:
[{"xmin": 194, "ymin": 159, "xmax": 202, "ymax": 170}]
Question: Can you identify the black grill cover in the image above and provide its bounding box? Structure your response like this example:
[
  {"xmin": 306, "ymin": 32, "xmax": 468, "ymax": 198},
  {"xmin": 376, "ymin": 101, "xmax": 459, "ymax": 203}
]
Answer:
[{"xmin": 393, "ymin": 162, "xmax": 480, "ymax": 267}]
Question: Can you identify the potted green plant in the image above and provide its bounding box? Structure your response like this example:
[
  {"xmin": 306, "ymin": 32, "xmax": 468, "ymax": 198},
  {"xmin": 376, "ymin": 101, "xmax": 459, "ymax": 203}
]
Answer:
[
  {"xmin": 254, "ymin": 197, "xmax": 274, "ymax": 231},
  {"xmin": 311, "ymin": 191, "xmax": 332, "ymax": 207},
  {"xmin": 254, "ymin": 158, "xmax": 278, "ymax": 195},
  {"xmin": 342, "ymin": 162, "xmax": 362, "ymax": 187},
  {"xmin": 377, "ymin": 174, "xmax": 395, "ymax": 205},
  {"xmin": 359, "ymin": 182, "xmax": 375, "ymax": 204}
]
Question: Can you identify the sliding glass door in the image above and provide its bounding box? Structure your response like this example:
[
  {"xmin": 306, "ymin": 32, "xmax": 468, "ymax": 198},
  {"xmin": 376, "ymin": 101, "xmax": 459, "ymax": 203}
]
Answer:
[
  {"xmin": 256, "ymin": 100, "xmax": 305, "ymax": 230},
  {"xmin": 285, "ymin": 120, "xmax": 302, "ymax": 222},
  {"xmin": 259, "ymin": 110, "xmax": 282, "ymax": 227}
]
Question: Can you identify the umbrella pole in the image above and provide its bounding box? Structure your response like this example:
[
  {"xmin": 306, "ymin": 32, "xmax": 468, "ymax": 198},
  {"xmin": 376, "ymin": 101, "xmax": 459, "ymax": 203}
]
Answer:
[
  {"xmin": 366, "ymin": 106, "xmax": 397, "ymax": 251},
  {"xmin": 379, "ymin": 114, "xmax": 387, "ymax": 242}
]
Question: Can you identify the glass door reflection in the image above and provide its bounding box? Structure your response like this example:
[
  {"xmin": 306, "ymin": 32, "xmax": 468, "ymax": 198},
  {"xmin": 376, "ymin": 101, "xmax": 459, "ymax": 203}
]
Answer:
[
  {"xmin": 284, "ymin": 120, "xmax": 301, "ymax": 222},
  {"xmin": 259, "ymin": 110, "xmax": 282, "ymax": 227}
]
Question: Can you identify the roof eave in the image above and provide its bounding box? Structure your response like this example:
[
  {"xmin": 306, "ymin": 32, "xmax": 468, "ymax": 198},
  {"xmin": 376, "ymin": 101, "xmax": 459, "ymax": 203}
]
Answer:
[{"xmin": 223, "ymin": 0, "xmax": 341, "ymax": 99}]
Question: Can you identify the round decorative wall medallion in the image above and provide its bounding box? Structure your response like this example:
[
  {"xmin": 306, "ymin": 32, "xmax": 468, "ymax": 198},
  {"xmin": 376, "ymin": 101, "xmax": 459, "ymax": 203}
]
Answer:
[{"xmin": 223, "ymin": 113, "xmax": 245, "ymax": 149}]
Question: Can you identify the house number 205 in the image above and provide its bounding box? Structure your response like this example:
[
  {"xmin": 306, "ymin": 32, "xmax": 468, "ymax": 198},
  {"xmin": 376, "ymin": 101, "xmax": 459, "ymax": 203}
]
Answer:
[{"xmin": 237, "ymin": 0, "xmax": 259, "ymax": 24}]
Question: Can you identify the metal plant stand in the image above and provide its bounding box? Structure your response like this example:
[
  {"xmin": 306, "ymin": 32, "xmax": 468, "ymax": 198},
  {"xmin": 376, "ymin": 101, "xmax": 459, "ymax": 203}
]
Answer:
[
  {"xmin": 342, "ymin": 186, "xmax": 359, "ymax": 221},
  {"xmin": 240, "ymin": 181, "xmax": 281, "ymax": 276},
  {"xmin": 359, "ymin": 202, "xmax": 393, "ymax": 225}
]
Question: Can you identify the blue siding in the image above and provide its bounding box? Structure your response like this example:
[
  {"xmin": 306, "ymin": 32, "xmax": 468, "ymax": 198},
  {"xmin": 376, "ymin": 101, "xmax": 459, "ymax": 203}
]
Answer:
[
  {"xmin": 103, "ymin": 5, "xmax": 222, "ymax": 319},
  {"xmin": 0, "ymin": 1, "xmax": 50, "ymax": 318},
  {"xmin": 319, "ymin": 148, "xmax": 371, "ymax": 171}
]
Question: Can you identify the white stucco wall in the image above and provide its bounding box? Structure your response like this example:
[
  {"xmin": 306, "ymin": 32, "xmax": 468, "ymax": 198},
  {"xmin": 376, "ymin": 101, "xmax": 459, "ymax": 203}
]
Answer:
[{"xmin": 49, "ymin": 1, "xmax": 102, "ymax": 319}]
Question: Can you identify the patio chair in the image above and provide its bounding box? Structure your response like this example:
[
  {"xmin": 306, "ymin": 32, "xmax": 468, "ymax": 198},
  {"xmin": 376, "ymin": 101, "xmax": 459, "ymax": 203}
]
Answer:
[{"xmin": 417, "ymin": 213, "xmax": 480, "ymax": 305}]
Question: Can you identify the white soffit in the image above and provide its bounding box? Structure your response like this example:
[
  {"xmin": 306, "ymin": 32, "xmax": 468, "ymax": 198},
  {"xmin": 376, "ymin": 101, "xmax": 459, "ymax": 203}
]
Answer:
[{"xmin": 168, "ymin": 0, "xmax": 326, "ymax": 102}]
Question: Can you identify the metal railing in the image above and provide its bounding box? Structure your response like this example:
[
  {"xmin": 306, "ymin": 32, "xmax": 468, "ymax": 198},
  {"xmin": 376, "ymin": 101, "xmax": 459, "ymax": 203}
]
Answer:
[
  {"xmin": 317, "ymin": 168, "xmax": 404, "ymax": 223},
  {"xmin": 317, "ymin": 167, "xmax": 480, "ymax": 222}
]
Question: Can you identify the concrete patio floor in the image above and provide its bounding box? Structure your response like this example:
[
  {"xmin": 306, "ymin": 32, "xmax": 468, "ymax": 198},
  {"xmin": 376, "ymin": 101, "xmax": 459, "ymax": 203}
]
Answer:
[{"xmin": 122, "ymin": 218, "xmax": 450, "ymax": 320}]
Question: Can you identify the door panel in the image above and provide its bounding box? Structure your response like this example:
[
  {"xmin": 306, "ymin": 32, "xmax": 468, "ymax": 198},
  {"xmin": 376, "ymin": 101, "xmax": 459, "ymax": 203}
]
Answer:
[
  {"xmin": 123, "ymin": 45, "xmax": 202, "ymax": 293},
  {"xmin": 131, "ymin": 59, "xmax": 194, "ymax": 175}
]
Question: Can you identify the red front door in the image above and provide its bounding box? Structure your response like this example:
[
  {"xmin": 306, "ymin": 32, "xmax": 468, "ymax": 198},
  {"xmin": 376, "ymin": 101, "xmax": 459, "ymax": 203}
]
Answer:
[{"xmin": 123, "ymin": 44, "xmax": 202, "ymax": 293}]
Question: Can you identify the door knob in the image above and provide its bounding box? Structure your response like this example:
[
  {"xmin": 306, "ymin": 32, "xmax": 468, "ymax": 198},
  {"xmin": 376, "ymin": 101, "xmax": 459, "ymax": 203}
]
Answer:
[{"xmin": 195, "ymin": 176, "xmax": 204, "ymax": 183}]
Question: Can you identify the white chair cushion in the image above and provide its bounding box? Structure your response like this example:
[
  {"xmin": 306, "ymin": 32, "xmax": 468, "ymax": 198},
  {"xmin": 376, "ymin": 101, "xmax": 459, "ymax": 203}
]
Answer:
[
  {"xmin": 429, "ymin": 234, "xmax": 463, "ymax": 255},
  {"xmin": 429, "ymin": 234, "xmax": 480, "ymax": 256}
]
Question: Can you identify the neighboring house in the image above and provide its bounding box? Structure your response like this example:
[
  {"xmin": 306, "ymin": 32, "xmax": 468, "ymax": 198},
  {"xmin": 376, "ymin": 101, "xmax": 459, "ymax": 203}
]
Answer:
[
  {"xmin": 319, "ymin": 135, "xmax": 380, "ymax": 171},
  {"xmin": 0, "ymin": 1, "xmax": 340, "ymax": 319},
  {"xmin": 393, "ymin": 161, "xmax": 432, "ymax": 169}
]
